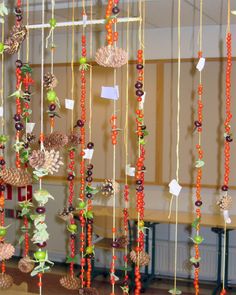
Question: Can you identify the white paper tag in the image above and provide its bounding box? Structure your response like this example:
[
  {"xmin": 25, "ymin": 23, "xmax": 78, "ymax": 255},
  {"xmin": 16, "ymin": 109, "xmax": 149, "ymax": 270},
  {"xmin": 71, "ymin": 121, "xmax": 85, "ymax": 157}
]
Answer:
[
  {"xmin": 0, "ymin": 107, "xmax": 3, "ymax": 117},
  {"xmin": 83, "ymin": 149, "xmax": 94, "ymax": 160},
  {"xmin": 26, "ymin": 122, "xmax": 35, "ymax": 133},
  {"xmin": 125, "ymin": 164, "xmax": 135, "ymax": 176},
  {"xmin": 223, "ymin": 210, "xmax": 231, "ymax": 224},
  {"xmin": 83, "ymin": 14, "xmax": 88, "ymax": 27},
  {"xmin": 168, "ymin": 179, "xmax": 182, "ymax": 197},
  {"xmin": 196, "ymin": 57, "xmax": 205, "ymax": 72},
  {"xmin": 101, "ymin": 86, "xmax": 119, "ymax": 100},
  {"xmin": 139, "ymin": 92, "xmax": 146, "ymax": 110},
  {"xmin": 65, "ymin": 99, "xmax": 75, "ymax": 110}
]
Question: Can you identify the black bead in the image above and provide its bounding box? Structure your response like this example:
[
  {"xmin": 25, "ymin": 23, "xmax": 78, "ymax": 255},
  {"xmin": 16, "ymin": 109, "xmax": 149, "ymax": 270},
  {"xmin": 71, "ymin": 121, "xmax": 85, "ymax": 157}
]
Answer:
[
  {"xmin": 112, "ymin": 6, "xmax": 120, "ymax": 14},
  {"xmin": 136, "ymin": 179, "xmax": 142, "ymax": 185},
  {"xmin": 141, "ymin": 125, "xmax": 146, "ymax": 130},
  {"xmin": 15, "ymin": 122, "xmax": 23, "ymax": 131},
  {"xmin": 87, "ymin": 142, "xmax": 94, "ymax": 149},
  {"xmin": 136, "ymin": 90, "xmax": 144, "ymax": 97},
  {"xmin": 137, "ymin": 64, "xmax": 143, "ymax": 70},
  {"xmin": 0, "ymin": 145, "xmax": 5, "ymax": 150},
  {"xmin": 194, "ymin": 121, "xmax": 202, "ymax": 128},
  {"xmin": 141, "ymin": 166, "xmax": 146, "ymax": 171},
  {"xmin": 0, "ymin": 159, "xmax": 5, "ymax": 166},
  {"xmin": 24, "ymin": 143, "xmax": 29, "ymax": 149},
  {"xmin": 193, "ymin": 262, "xmax": 200, "ymax": 268},
  {"xmin": 16, "ymin": 15, "xmax": 23, "ymax": 22},
  {"xmin": 0, "ymin": 209, "xmax": 4, "ymax": 213},
  {"xmin": 136, "ymin": 185, "xmax": 144, "ymax": 192},
  {"xmin": 14, "ymin": 114, "xmax": 21, "ymax": 121},
  {"xmin": 14, "ymin": 7, "xmax": 22, "ymax": 15},
  {"xmin": 49, "ymin": 114, "xmax": 56, "ymax": 118},
  {"xmin": 0, "ymin": 185, "xmax": 5, "ymax": 191},
  {"xmin": 67, "ymin": 174, "xmax": 74, "ymax": 181},
  {"xmin": 37, "ymin": 242, "xmax": 47, "ymax": 248},
  {"xmin": 86, "ymin": 176, "xmax": 93, "ymax": 182},
  {"xmin": 68, "ymin": 206, "xmax": 74, "ymax": 212},
  {"xmin": 87, "ymin": 254, "xmax": 94, "ymax": 259},
  {"xmin": 226, "ymin": 135, "xmax": 233, "ymax": 142},
  {"xmin": 86, "ymin": 193, "xmax": 93, "ymax": 199},
  {"xmin": 87, "ymin": 170, "xmax": 93, "ymax": 176},
  {"xmin": 221, "ymin": 185, "xmax": 228, "ymax": 192},
  {"xmin": 111, "ymin": 241, "xmax": 119, "ymax": 248},
  {"xmin": 71, "ymin": 234, "xmax": 76, "ymax": 240},
  {"xmin": 49, "ymin": 104, "xmax": 56, "ymax": 111},
  {"xmin": 87, "ymin": 218, "xmax": 94, "ymax": 224},
  {"xmin": 195, "ymin": 200, "xmax": 202, "ymax": 207},
  {"xmin": 15, "ymin": 60, "xmax": 23, "ymax": 68},
  {"xmin": 87, "ymin": 164, "xmax": 94, "ymax": 170},
  {"xmin": 135, "ymin": 82, "xmax": 143, "ymax": 89},
  {"xmin": 76, "ymin": 119, "xmax": 84, "ymax": 127},
  {"xmin": 36, "ymin": 207, "xmax": 46, "ymax": 214}
]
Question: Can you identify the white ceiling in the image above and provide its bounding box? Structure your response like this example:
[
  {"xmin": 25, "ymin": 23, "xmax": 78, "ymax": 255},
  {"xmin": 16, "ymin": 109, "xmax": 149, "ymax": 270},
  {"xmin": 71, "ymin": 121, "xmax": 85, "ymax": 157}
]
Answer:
[{"xmin": 17, "ymin": 0, "xmax": 236, "ymax": 29}]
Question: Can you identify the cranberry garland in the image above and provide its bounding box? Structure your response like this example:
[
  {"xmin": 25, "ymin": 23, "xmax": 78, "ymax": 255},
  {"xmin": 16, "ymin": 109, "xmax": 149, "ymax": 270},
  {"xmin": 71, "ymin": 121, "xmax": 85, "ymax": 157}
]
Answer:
[
  {"xmin": 78, "ymin": 33, "xmax": 87, "ymax": 288},
  {"xmin": 191, "ymin": 51, "xmax": 204, "ymax": 295},
  {"xmin": 0, "ymin": 154, "xmax": 6, "ymax": 275},
  {"xmin": 134, "ymin": 49, "xmax": 146, "ymax": 295},
  {"xmin": 220, "ymin": 31, "xmax": 232, "ymax": 295},
  {"xmin": 67, "ymin": 148, "xmax": 76, "ymax": 277},
  {"xmin": 105, "ymin": 0, "xmax": 119, "ymax": 46}
]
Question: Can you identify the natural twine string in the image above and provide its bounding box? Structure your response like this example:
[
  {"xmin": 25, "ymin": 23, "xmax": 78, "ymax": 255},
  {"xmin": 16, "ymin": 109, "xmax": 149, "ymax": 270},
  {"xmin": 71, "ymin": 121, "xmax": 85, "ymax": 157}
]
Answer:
[
  {"xmin": 89, "ymin": 0, "xmax": 93, "ymax": 143},
  {"xmin": 1, "ymin": 23, "xmax": 4, "ymax": 135},
  {"xmin": 71, "ymin": 0, "xmax": 75, "ymax": 131}
]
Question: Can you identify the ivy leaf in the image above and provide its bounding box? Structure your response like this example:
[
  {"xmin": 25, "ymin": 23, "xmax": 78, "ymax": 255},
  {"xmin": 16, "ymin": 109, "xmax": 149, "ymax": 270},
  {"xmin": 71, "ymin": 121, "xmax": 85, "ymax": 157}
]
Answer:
[
  {"xmin": 66, "ymin": 254, "xmax": 79, "ymax": 264},
  {"xmin": 142, "ymin": 130, "xmax": 149, "ymax": 137},
  {"xmin": 21, "ymin": 64, "xmax": 33, "ymax": 74},
  {"xmin": 33, "ymin": 189, "xmax": 54, "ymax": 205},
  {"xmin": 139, "ymin": 138, "xmax": 146, "ymax": 145},
  {"xmin": 85, "ymin": 185, "xmax": 99, "ymax": 195},
  {"xmin": 120, "ymin": 266, "xmax": 132, "ymax": 272}
]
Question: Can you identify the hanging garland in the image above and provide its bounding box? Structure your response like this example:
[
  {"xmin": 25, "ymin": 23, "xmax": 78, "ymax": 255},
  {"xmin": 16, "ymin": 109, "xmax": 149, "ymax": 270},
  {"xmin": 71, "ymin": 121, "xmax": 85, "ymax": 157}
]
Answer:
[
  {"xmin": 191, "ymin": 1, "xmax": 204, "ymax": 294},
  {"xmin": 0, "ymin": 3, "xmax": 15, "ymax": 290},
  {"xmin": 218, "ymin": 1, "xmax": 232, "ymax": 295}
]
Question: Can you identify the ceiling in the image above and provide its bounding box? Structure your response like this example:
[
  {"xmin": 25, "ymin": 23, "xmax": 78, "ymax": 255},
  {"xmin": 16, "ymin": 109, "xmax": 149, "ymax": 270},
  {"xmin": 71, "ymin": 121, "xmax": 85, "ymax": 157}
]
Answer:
[{"xmin": 12, "ymin": 0, "xmax": 236, "ymax": 29}]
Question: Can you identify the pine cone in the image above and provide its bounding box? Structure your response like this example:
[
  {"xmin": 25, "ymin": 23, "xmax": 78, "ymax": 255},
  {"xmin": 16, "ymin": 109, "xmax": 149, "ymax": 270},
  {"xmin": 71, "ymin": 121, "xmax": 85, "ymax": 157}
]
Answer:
[
  {"xmin": 43, "ymin": 150, "xmax": 63, "ymax": 174},
  {"xmin": 67, "ymin": 131, "xmax": 81, "ymax": 147},
  {"xmin": 44, "ymin": 132, "xmax": 68, "ymax": 150},
  {"xmin": 0, "ymin": 243, "xmax": 15, "ymax": 261},
  {"xmin": 43, "ymin": 72, "xmax": 58, "ymax": 90},
  {"xmin": 78, "ymin": 287, "xmax": 100, "ymax": 295},
  {"xmin": 116, "ymin": 235, "xmax": 129, "ymax": 248},
  {"xmin": 4, "ymin": 38, "xmax": 19, "ymax": 54},
  {"xmin": 130, "ymin": 250, "xmax": 150, "ymax": 267},
  {"xmin": 10, "ymin": 25, "xmax": 27, "ymax": 43},
  {"xmin": 60, "ymin": 275, "xmax": 80, "ymax": 290},
  {"xmin": 0, "ymin": 168, "xmax": 32, "ymax": 187},
  {"xmin": 0, "ymin": 273, "xmax": 13, "ymax": 289},
  {"xmin": 95, "ymin": 46, "xmax": 128, "ymax": 68},
  {"xmin": 217, "ymin": 195, "xmax": 232, "ymax": 210},
  {"xmin": 18, "ymin": 256, "xmax": 35, "ymax": 273},
  {"xmin": 29, "ymin": 150, "xmax": 45, "ymax": 169}
]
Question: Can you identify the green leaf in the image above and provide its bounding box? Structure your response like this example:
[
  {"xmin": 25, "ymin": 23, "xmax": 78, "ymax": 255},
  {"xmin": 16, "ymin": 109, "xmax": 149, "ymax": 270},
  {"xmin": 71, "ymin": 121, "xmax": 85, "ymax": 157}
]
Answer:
[
  {"xmin": 21, "ymin": 64, "xmax": 33, "ymax": 74},
  {"xmin": 190, "ymin": 257, "xmax": 201, "ymax": 264},
  {"xmin": 19, "ymin": 235, "xmax": 25, "ymax": 245},
  {"xmin": 195, "ymin": 160, "xmax": 205, "ymax": 168},
  {"xmin": 143, "ymin": 130, "xmax": 149, "ymax": 137},
  {"xmin": 120, "ymin": 266, "xmax": 132, "ymax": 272},
  {"xmin": 66, "ymin": 254, "xmax": 79, "ymax": 264},
  {"xmin": 85, "ymin": 185, "xmax": 99, "ymax": 195},
  {"xmin": 139, "ymin": 138, "xmax": 146, "ymax": 145}
]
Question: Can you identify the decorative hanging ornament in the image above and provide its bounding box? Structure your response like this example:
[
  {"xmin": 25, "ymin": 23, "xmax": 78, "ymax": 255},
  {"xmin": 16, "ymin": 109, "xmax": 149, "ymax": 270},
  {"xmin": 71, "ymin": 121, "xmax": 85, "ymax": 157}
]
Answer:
[
  {"xmin": 0, "ymin": 243, "xmax": 15, "ymax": 261},
  {"xmin": 44, "ymin": 132, "xmax": 68, "ymax": 150},
  {"xmin": 130, "ymin": 250, "xmax": 150, "ymax": 267},
  {"xmin": 0, "ymin": 168, "xmax": 32, "ymax": 187},
  {"xmin": 59, "ymin": 275, "xmax": 80, "ymax": 290},
  {"xmin": 78, "ymin": 287, "xmax": 100, "ymax": 295},
  {"xmin": 0, "ymin": 273, "xmax": 13, "ymax": 289},
  {"xmin": 18, "ymin": 256, "xmax": 35, "ymax": 273}
]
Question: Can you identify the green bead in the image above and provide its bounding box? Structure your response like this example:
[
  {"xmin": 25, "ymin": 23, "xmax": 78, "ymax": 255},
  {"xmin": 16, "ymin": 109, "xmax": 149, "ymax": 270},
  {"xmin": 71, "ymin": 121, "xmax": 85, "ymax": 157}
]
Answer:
[
  {"xmin": 78, "ymin": 201, "xmax": 86, "ymax": 209},
  {"xmin": 86, "ymin": 246, "xmax": 93, "ymax": 254},
  {"xmin": 193, "ymin": 235, "xmax": 204, "ymax": 244},
  {"xmin": 49, "ymin": 18, "xmax": 57, "ymax": 28},
  {"xmin": 34, "ymin": 251, "xmax": 46, "ymax": 262},
  {"xmin": 0, "ymin": 43, "xmax": 4, "ymax": 54},
  {"xmin": 86, "ymin": 211, "xmax": 93, "ymax": 219},
  {"xmin": 79, "ymin": 57, "xmax": 87, "ymax": 65},
  {"xmin": 0, "ymin": 228, "xmax": 7, "ymax": 237},
  {"xmin": 68, "ymin": 224, "xmax": 77, "ymax": 232},
  {"xmin": 47, "ymin": 90, "xmax": 57, "ymax": 102}
]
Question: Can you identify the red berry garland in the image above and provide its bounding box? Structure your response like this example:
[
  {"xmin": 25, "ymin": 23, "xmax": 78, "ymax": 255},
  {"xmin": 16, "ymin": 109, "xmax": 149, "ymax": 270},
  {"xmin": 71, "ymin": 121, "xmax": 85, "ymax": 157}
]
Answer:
[
  {"xmin": 134, "ymin": 49, "xmax": 146, "ymax": 295},
  {"xmin": 79, "ymin": 33, "xmax": 87, "ymax": 288},
  {"xmin": 219, "ymin": 32, "xmax": 232, "ymax": 295}
]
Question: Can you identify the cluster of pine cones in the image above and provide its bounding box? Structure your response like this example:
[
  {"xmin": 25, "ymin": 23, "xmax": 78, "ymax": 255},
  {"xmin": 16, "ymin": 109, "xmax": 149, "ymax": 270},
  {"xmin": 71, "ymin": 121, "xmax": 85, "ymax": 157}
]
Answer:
[
  {"xmin": 0, "ymin": 273, "xmax": 13, "ymax": 289},
  {"xmin": 29, "ymin": 149, "xmax": 63, "ymax": 175},
  {"xmin": 4, "ymin": 25, "xmax": 27, "ymax": 55}
]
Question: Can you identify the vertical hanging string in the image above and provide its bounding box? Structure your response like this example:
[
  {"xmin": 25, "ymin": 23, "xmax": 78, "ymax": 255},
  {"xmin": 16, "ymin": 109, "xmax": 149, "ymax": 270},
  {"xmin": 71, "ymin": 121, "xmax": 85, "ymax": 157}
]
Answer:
[
  {"xmin": 123, "ymin": 0, "xmax": 130, "ymax": 284},
  {"xmin": 71, "ymin": 0, "xmax": 75, "ymax": 131},
  {"xmin": 173, "ymin": 0, "xmax": 181, "ymax": 293},
  {"xmin": 89, "ymin": 0, "xmax": 93, "ymax": 143},
  {"xmin": 0, "ymin": 22, "xmax": 4, "ymax": 135},
  {"xmin": 220, "ymin": 1, "xmax": 231, "ymax": 295}
]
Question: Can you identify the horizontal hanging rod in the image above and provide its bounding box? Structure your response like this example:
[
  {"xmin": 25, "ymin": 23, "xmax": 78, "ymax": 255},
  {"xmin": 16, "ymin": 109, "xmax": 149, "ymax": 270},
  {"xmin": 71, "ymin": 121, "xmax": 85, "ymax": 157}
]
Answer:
[{"xmin": 26, "ymin": 17, "xmax": 141, "ymax": 29}]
